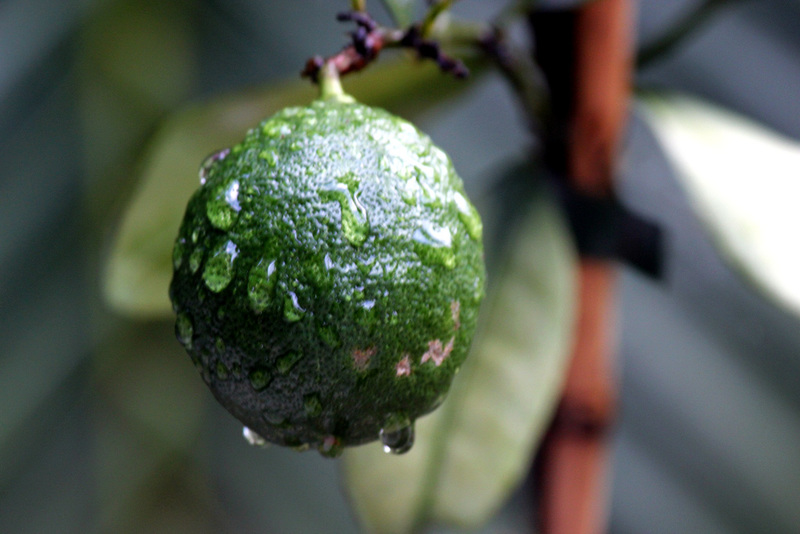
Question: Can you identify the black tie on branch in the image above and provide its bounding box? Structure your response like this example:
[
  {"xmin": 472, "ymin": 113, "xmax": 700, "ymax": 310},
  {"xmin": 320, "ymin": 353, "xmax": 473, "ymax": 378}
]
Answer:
[
  {"xmin": 302, "ymin": 10, "xmax": 469, "ymax": 82},
  {"xmin": 552, "ymin": 175, "xmax": 665, "ymax": 279}
]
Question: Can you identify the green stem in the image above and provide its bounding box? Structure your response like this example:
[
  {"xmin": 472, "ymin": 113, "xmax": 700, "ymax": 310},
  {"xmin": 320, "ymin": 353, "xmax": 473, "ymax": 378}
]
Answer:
[
  {"xmin": 637, "ymin": 0, "xmax": 747, "ymax": 68},
  {"xmin": 318, "ymin": 62, "xmax": 355, "ymax": 102},
  {"xmin": 351, "ymin": 0, "xmax": 366, "ymax": 12}
]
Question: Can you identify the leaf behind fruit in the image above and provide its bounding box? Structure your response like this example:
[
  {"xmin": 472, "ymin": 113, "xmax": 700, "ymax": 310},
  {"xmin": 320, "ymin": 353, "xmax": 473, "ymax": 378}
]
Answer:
[
  {"xmin": 639, "ymin": 91, "xmax": 800, "ymax": 318},
  {"xmin": 103, "ymin": 58, "xmax": 486, "ymax": 317},
  {"xmin": 341, "ymin": 178, "xmax": 577, "ymax": 533}
]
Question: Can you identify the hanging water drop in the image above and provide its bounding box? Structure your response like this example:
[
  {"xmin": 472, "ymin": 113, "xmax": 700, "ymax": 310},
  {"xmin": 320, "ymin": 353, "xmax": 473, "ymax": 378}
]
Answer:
[
  {"xmin": 243, "ymin": 426, "xmax": 270, "ymax": 448},
  {"xmin": 380, "ymin": 418, "xmax": 415, "ymax": 455}
]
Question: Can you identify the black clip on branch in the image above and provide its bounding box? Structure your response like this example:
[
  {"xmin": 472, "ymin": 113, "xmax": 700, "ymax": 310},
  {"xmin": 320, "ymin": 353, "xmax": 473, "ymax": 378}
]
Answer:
[{"xmin": 302, "ymin": 10, "xmax": 468, "ymax": 83}]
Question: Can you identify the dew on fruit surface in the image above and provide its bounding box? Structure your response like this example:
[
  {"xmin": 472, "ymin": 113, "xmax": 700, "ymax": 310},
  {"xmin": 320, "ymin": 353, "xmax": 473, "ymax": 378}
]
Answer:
[
  {"xmin": 189, "ymin": 247, "xmax": 204, "ymax": 273},
  {"xmin": 243, "ymin": 426, "xmax": 270, "ymax": 448},
  {"xmin": 453, "ymin": 191, "xmax": 483, "ymax": 241},
  {"xmin": 412, "ymin": 223, "xmax": 455, "ymax": 269},
  {"xmin": 319, "ymin": 181, "xmax": 369, "ymax": 247},
  {"xmin": 175, "ymin": 313, "xmax": 193, "ymax": 349},
  {"xmin": 206, "ymin": 180, "xmax": 242, "ymax": 230},
  {"xmin": 199, "ymin": 148, "xmax": 230, "ymax": 185},
  {"xmin": 283, "ymin": 291, "xmax": 306, "ymax": 322},
  {"xmin": 172, "ymin": 237, "xmax": 186, "ymax": 270},
  {"xmin": 277, "ymin": 351, "xmax": 303, "ymax": 374},
  {"xmin": 380, "ymin": 417, "xmax": 415, "ymax": 454},
  {"xmin": 303, "ymin": 393, "xmax": 323, "ymax": 417},
  {"xmin": 203, "ymin": 241, "xmax": 238, "ymax": 292},
  {"xmin": 248, "ymin": 258, "xmax": 278, "ymax": 313},
  {"xmin": 249, "ymin": 367, "xmax": 272, "ymax": 391},
  {"xmin": 191, "ymin": 229, "xmax": 201, "ymax": 244}
]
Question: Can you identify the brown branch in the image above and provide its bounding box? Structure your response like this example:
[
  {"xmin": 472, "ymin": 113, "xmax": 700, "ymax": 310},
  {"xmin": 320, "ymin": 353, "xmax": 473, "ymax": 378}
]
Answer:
[
  {"xmin": 301, "ymin": 11, "xmax": 468, "ymax": 83},
  {"xmin": 532, "ymin": 0, "xmax": 633, "ymax": 533}
]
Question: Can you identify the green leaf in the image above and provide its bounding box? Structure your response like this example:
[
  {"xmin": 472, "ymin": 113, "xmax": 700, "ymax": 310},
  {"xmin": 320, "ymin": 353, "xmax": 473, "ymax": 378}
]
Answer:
[
  {"xmin": 104, "ymin": 58, "xmax": 486, "ymax": 317},
  {"xmin": 639, "ymin": 92, "xmax": 800, "ymax": 318},
  {"xmin": 380, "ymin": 0, "xmax": 416, "ymax": 27},
  {"xmin": 341, "ymin": 180, "xmax": 577, "ymax": 533}
]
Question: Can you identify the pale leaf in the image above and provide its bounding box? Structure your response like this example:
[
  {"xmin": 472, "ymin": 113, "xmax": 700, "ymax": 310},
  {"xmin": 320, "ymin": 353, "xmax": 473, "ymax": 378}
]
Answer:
[{"xmin": 639, "ymin": 92, "xmax": 800, "ymax": 318}]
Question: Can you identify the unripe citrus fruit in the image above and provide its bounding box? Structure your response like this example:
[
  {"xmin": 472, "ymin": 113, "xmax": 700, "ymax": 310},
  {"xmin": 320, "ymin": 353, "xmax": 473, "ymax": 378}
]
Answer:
[{"xmin": 170, "ymin": 95, "xmax": 485, "ymax": 457}]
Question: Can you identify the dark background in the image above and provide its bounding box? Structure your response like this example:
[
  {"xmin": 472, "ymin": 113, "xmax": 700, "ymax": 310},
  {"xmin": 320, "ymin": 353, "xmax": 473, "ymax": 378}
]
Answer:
[{"xmin": 1, "ymin": 0, "xmax": 798, "ymax": 532}]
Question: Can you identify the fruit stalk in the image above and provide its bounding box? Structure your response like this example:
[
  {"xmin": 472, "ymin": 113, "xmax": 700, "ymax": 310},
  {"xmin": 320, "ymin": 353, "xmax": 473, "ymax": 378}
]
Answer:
[{"xmin": 530, "ymin": 0, "xmax": 633, "ymax": 532}]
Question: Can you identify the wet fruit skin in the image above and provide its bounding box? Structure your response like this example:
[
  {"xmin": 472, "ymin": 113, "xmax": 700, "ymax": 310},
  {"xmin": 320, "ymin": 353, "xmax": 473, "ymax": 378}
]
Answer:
[{"xmin": 170, "ymin": 97, "xmax": 485, "ymax": 456}]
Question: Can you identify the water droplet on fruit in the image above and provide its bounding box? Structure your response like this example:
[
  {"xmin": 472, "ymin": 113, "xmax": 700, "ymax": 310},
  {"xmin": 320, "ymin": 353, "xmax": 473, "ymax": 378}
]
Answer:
[
  {"xmin": 283, "ymin": 291, "xmax": 305, "ymax": 322},
  {"xmin": 243, "ymin": 426, "xmax": 269, "ymax": 448},
  {"xmin": 453, "ymin": 192, "xmax": 482, "ymax": 241},
  {"xmin": 249, "ymin": 367, "xmax": 272, "ymax": 391},
  {"xmin": 248, "ymin": 258, "xmax": 278, "ymax": 313},
  {"xmin": 206, "ymin": 180, "xmax": 242, "ymax": 230},
  {"xmin": 319, "ymin": 181, "xmax": 369, "ymax": 247},
  {"xmin": 276, "ymin": 351, "xmax": 303, "ymax": 374},
  {"xmin": 412, "ymin": 223, "xmax": 455, "ymax": 269},
  {"xmin": 380, "ymin": 418, "xmax": 415, "ymax": 454},
  {"xmin": 199, "ymin": 148, "xmax": 230, "ymax": 185},
  {"xmin": 203, "ymin": 241, "xmax": 238, "ymax": 292},
  {"xmin": 304, "ymin": 393, "xmax": 322, "ymax": 417},
  {"xmin": 172, "ymin": 237, "xmax": 186, "ymax": 270},
  {"xmin": 175, "ymin": 313, "xmax": 193, "ymax": 348},
  {"xmin": 189, "ymin": 247, "xmax": 204, "ymax": 273}
]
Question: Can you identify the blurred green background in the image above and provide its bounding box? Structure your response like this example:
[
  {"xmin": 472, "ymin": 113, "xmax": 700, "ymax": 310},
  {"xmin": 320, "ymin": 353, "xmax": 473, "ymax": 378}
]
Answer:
[{"xmin": 1, "ymin": 0, "xmax": 799, "ymax": 533}]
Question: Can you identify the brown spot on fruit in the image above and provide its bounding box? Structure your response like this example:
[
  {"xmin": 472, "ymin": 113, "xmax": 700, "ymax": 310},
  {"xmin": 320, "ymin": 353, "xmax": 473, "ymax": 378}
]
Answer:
[
  {"xmin": 352, "ymin": 346, "xmax": 377, "ymax": 371},
  {"xmin": 421, "ymin": 337, "xmax": 454, "ymax": 367},
  {"xmin": 451, "ymin": 300, "xmax": 461, "ymax": 330},
  {"xmin": 396, "ymin": 354, "xmax": 412, "ymax": 377}
]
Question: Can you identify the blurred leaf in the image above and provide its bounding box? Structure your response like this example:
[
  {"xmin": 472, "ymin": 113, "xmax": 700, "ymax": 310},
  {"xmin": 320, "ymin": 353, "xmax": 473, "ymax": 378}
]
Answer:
[
  {"xmin": 639, "ymin": 92, "xmax": 800, "ymax": 318},
  {"xmin": 342, "ymin": 180, "xmax": 577, "ymax": 533},
  {"xmin": 104, "ymin": 57, "xmax": 486, "ymax": 317},
  {"xmin": 381, "ymin": 0, "xmax": 416, "ymax": 27}
]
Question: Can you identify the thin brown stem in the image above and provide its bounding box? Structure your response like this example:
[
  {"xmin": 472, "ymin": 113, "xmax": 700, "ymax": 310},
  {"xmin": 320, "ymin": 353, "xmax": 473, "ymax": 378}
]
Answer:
[
  {"xmin": 532, "ymin": 0, "xmax": 633, "ymax": 533},
  {"xmin": 301, "ymin": 10, "xmax": 468, "ymax": 83}
]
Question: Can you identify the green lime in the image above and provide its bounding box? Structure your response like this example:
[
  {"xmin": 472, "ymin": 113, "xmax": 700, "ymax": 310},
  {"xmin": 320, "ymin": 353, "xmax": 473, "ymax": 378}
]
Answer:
[{"xmin": 169, "ymin": 96, "xmax": 485, "ymax": 457}]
